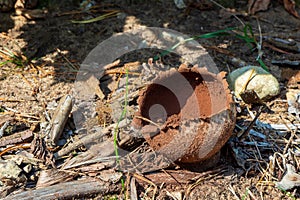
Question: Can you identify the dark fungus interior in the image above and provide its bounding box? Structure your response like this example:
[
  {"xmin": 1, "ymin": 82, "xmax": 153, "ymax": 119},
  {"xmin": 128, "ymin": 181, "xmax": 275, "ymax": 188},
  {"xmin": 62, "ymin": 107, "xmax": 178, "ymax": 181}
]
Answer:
[{"xmin": 139, "ymin": 70, "xmax": 226, "ymax": 125}]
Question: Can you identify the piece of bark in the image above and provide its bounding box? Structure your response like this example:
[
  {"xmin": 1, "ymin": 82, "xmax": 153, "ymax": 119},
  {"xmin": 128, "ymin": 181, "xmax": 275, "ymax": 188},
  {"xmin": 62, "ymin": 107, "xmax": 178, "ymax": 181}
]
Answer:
[
  {"xmin": 49, "ymin": 95, "xmax": 73, "ymax": 145},
  {"xmin": 130, "ymin": 177, "xmax": 138, "ymax": 200},
  {"xmin": 142, "ymin": 168, "xmax": 224, "ymax": 185},
  {"xmin": 76, "ymin": 162, "xmax": 108, "ymax": 172},
  {"xmin": 0, "ymin": 130, "xmax": 33, "ymax": 147},
  {"xmin": 0, "ymin": 120, "xmax": 10, "ymax": 138},
  {"xmin": 54, "ymin": 126, "xmax": 111, "ymax": 159},
  {"xmin": 4, "ymin": 177, "xmax": 119, "ymax": 200},
  {"xmin": 62, "ymin": 140, "xmax": 115, "ymax": 170},
  {"xmin": 36, "ymin": 168, "xmax": 76, "ymax": 189}
]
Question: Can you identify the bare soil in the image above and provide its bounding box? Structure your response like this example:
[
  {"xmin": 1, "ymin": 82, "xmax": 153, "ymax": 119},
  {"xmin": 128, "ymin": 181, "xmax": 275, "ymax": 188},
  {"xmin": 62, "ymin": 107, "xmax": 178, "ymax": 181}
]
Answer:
[{"xmin": 1, "ymin": 0, "xmax": 300, "ymax": 199}]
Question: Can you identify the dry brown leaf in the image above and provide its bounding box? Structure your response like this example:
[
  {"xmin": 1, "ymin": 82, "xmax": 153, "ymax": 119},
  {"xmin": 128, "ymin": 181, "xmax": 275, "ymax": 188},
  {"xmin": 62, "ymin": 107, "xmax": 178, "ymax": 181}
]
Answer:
[
  {"xmin": 248, "ymin": 0, "xmax": 271, "ymax": 14},
  {"xmin": 283, "ymin": 0, "xmax": 300, "ymax": 18}
]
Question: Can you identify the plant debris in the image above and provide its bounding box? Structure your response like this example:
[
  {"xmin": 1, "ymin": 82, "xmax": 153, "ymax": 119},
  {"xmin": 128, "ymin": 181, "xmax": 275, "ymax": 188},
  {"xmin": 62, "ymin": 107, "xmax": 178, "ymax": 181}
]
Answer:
[{"xmin": 1, "ymin": 0, "xmax": 300, "ymax": 199}]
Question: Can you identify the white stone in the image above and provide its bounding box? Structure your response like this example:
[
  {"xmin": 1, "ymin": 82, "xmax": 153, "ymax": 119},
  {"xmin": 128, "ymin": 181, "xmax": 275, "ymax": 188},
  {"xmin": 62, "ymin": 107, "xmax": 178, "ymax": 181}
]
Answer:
[{"xmin": 227, "ymin": 66, "xmax": 280, "ymax": 103}]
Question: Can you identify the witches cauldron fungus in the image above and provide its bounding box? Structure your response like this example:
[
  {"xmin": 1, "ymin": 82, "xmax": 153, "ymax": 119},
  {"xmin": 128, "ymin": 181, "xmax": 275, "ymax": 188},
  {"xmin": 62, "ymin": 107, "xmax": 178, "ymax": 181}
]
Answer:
[{"xmin": 132, "ymin": 65, "xmax": 236, "ymax": 165}]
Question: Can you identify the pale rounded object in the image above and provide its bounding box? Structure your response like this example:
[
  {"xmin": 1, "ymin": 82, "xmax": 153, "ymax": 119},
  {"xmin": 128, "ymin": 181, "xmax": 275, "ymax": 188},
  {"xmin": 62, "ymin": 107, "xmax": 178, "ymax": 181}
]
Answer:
[{"xmin": 227, "ymin": 66, "xmax": 280, "ymax": 102}]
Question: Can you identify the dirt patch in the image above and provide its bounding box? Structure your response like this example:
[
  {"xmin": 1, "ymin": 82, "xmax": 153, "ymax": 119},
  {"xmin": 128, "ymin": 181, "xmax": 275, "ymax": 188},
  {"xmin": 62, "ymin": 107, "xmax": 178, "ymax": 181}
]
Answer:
[{"xmin": 1, "ymin": 0, "xmax": 300, "ymax": 199}]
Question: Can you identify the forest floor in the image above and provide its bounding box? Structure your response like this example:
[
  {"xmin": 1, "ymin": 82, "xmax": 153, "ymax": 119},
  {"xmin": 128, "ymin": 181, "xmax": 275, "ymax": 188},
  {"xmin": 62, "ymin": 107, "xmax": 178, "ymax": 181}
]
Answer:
[{"xmin": 1, "ymin": 0, "xmax": 300, "ymax": 199}]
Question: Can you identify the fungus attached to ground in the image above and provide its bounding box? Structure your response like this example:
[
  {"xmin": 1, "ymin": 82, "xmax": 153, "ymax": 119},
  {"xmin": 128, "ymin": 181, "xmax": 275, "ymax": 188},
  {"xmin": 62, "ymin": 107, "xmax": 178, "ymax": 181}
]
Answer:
[{"xmin": 133, "ymin": 65, "xmax": 236, "ymax": 166}]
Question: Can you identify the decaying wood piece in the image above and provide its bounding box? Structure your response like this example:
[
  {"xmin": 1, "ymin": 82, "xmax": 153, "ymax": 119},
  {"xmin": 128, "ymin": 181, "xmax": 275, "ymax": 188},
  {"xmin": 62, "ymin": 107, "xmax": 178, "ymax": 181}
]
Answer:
[
  {"xmin": 265, "ymin": 37, "xmax": 300, "ymax": 53},
  {"xmin": 5, "ymin": 177, "xmax": 119, "ymax": 200},
  {"xmin": 61, "ymin": 140, "xmax": 116, "ymax": 169},
  {"xmin": 54, "ymin": 126, "xmax": 110, "ymax": 158},
  {"xmin": 0, "ymin": 121, "xmax": 9, "ymax": 138},
  {"xmin": 36, "ymin": 168, "xmax": 76, "ymax": 188},
  {"xmin": 30, "ymin": 135, "xmax": 55, "ymax": 168},
  {"xmin": 54, "ymin": 119, "xmax": 130, "ymax": 159},
  {"xmin": 75, "ymin": 162, "xmax": 113, "ymax": 172},
  {"xmin": 130, "ymin": 177, "xmax": 138, "ymax": 200},
  {"xmin": 0, "ymin": 130, "xmax": 33, "ymax": 147},
  {"xmin": 142, "ymin": 168, "xmax": 225, "ymax": 185},
  {"xmin": 86, "ymin": 76, "xmax": 105, "ymax": 100},
  {"xmin": 118, "ymin": 151, "xmax": 172, "ymax": 173},
  {"xmin": 49, "ymin": 95, "xmax": 73, "ymax": 145}
]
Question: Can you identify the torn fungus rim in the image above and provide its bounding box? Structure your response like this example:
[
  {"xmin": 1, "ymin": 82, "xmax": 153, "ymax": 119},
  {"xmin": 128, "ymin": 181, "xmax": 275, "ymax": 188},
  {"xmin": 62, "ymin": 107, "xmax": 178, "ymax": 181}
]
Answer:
[{"xmin": 132, "ymin": 64, "xmax": 236, "ymax": 164}]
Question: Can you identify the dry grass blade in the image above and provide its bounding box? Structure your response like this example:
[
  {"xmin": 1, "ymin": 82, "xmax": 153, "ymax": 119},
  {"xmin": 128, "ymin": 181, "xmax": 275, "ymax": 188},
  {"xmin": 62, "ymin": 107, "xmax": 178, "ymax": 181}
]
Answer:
[
  {"xmin": 246, "ymin": 187, "xmax": 258, "ymax": 200},
  {"xmin": 238, "ymin": 68, "xmax": 256, "ymax": 95},
  {"xmin": 71, "ymin": 10, "xmax": 120, "ymax": 24},
  {"xmin": 134, "ymin": 115, "xmax": 161, "ymax": 128},
  {"xmin": 0, "ymin": 143, "xmax": 31, "ymax": 157},
  {"xmin": 0, "ymin": 48, "xmax": 30, "ymax": 69},
  {"xmin": 56, "ymin": 48, "xmax": 79, "ymax": 71},
  {"xmin": 283, "ymin": 128, "xmax": 297, "ymax": 154},
  {"xmin": 0, "ymin": 98, "xmax": 26, "ymax": 102},
  {"xmin": 185, "ymin": 167, "xmax": 226, "ymax": 197},
  {"xmin": 1, "ymin": 109, "xmax": 40, "ymax": 120},
  {"xmin": 228, "ymin": 184, "xmax": 241, "ymax": 200},
  {"xmin": 133, "ymin": 173, "xmax": 157, "ymax": 200},
  {"xmin": 0, "ymin": 121, "xmax": 9, "ymax": 138},
  {"xmin": 130, "ymin": 177, "xmax": 138, "ymax": 200}
]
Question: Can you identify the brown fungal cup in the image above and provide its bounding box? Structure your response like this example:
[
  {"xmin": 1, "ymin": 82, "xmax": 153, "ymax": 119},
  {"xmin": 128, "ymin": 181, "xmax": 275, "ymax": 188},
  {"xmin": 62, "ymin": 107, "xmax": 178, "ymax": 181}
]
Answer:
[{"xmin": 133, "ymin": 65, "xmax": 236, "ymax": 164}]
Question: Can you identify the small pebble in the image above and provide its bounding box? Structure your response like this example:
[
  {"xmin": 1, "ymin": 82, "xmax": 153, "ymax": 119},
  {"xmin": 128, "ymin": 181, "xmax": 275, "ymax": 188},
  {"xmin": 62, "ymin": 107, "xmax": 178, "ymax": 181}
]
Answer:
[{"xmin": 227, "ymin": 66, "xmax": 280, "ymax": 103}]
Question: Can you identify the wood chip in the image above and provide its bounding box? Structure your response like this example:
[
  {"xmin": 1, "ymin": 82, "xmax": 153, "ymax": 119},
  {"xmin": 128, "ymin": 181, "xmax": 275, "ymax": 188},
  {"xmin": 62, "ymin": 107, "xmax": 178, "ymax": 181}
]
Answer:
[
  {"xmin": 0, "ymin": 130, "xmax": 33, "ymax": 147},
  {"xmin": 5, "ymin": 177, "xmax": 119, "ymax": 200}
]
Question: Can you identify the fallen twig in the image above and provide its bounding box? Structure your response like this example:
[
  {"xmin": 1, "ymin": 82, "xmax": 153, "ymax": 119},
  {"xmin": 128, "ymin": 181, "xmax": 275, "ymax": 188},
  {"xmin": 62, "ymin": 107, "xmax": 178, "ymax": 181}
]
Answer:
[
  {"xmin": 4, "ymin": 177, "xmax": 119, "ymax": 200},
  {"xmin": 0, "ymin": 129, "xmax": 33, "ymax": 147},
  {"xmin": 228, "ymin": 184, "xmax": 241, "ymax": 200},
  {"xmin": 0, "ymin": 143, "xmax": 31, "ymax": 157},
  {"xmin": 133, "ymin": 173, "xmax": 157, "ymax": 200},
  {"xmin": 238, "ymin": 105, "xmax": 264, "ymax": 139},
  {"xmin": 54, "ymin": 126, "xmax": 111, "ymax": 158},
  {"xmin": 49, "ymin": 95, "xmax": 73, "ymax": 145},
  {"xmin": 0, "ymin": 121, "xmax": 9, "ymax": 138}
]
